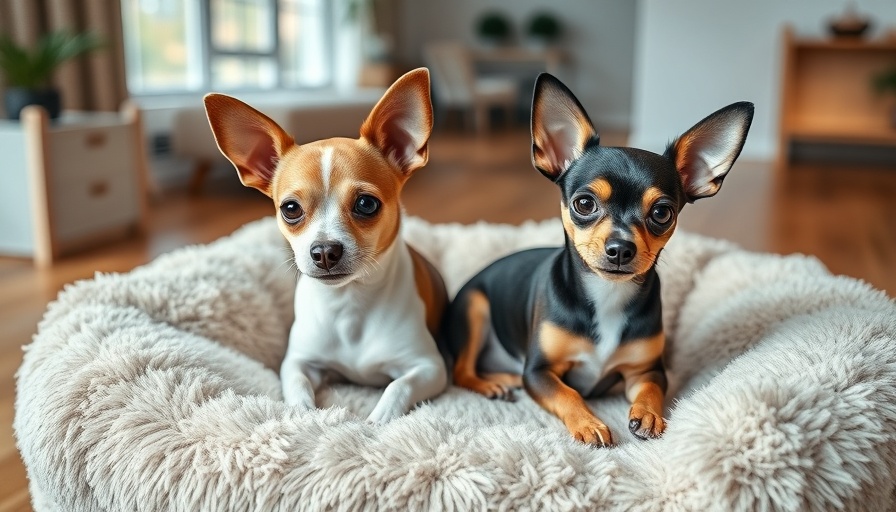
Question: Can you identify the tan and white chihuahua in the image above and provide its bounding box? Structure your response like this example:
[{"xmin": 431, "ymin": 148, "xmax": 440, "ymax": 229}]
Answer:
[{"xmin": 204, "ymin": 68, "xmax": 448, "ymax": 423}]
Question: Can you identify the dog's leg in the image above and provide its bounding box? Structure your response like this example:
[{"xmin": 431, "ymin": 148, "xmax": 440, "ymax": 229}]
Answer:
[
  {"xmin": 601, "ymin": 331, "xmax": 666, "ymax": 439},
  {"xmin": 367, "ymin": 361, "xmax": 447, "ymax": 424},
  {"xmin": 280, "ymin": 358, "xmax": 324, "ymax": 410},
  {"xmin": 524, "ymin": 368, "xmax": 614, "ymax": 447},
  {"xmin": 480, "ymin": 372, "xmax": 523, "ymax": 388},
  {"xmin": 453, "ymin": 290, "xmax": 518, "ymax": 400},
  {"xmin": 623, "ymin": 364, "xmax": 667, "ymax": 439}
]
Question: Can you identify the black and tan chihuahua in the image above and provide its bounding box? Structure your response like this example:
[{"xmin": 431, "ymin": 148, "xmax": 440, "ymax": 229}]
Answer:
[{"xmin": 445, "ymin": 73, "xmax": 754, "ymax": 446}]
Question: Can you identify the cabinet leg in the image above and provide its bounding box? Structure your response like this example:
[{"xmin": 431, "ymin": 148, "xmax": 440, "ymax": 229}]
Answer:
[{"xmin": 188, "ymin": 160, "xmax": 212, "ymax": 195}]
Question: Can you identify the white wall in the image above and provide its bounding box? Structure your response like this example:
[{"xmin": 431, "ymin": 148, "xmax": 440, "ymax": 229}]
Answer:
[
  {"xmin": 396, "ymin": 0, "xmax": 637, "ymax": 130},
  {"xmin": 630, "ymin": 0, "xmax": 896, "ymax": 160}
]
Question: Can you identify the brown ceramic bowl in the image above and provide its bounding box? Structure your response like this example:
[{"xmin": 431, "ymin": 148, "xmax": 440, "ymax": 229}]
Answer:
[{"xmin": 828, "ymin": 19, "xmax": 871, "ymax": 38}]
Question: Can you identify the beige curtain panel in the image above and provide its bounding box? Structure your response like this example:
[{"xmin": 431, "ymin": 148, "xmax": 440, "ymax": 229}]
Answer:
[{"xmin": 0, "ymin": 0, "xmax": 128, "ymax": 113}]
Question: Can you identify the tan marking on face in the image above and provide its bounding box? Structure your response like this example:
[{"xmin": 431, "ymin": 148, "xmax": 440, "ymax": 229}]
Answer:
[
  {"xmin": 642, "ymin": 187, "xmax": 664, "ymax": 214},
  {"xmin": 269, "ymin": 143, "xmax": 326, "ymax": 237},
  {"xmin": 340, "ymin": 139, "xmax": 403, "ymax": 256},
  {"xmin": 560, "ymin": 208, "xmax": 613, "ymax": 273},
  {"xmin": 408, "ymin": 245, "xmax": 447, "ymax": 336},
  {"xmin": 271, "ymin": 138, "xmax": 405, "ymax": 257},
  {"xmin": 629, "ymin": 226, "xmax": 653, "ymax": 276},
  {"xmin": 631, "ymin": 222, "xmax": 675, "ymax": 276},
  {"xmin": 630, "ymin": 188, "xmax": 676, "ymax": 275},
  {"xmin": 601, "ymin": 332, "xmax": 665, "ymax": 379},
  {"xmin": 589, "ymin": 178, "xmax": 612, "ymax": 203}
]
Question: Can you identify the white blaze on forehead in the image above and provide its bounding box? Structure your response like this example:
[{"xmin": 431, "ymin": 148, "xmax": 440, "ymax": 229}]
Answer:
[
  {"xmin": 284, "ymin": 145, "xmax": 357, "ymax": 273},
  {"xmin": 316, "ymin": 146, "xmax": 346, "ymax": 241},
  {"xmin": 321, "ymin": 146, "xmax": 334, "ymax": 193}
]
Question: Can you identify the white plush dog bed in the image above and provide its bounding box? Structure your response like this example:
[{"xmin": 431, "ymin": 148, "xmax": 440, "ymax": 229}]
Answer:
[{"xmin": 15, "ymin": 217, "xmax": 896, "ymax": 511}]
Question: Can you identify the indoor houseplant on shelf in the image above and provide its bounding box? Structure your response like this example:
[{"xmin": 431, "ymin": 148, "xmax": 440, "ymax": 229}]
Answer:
[
  {"xmin": 0, "ymin": 30, "xmax": 103, "ymax": 120},
  {"xmin": 475, "ymin": 12, "xmax": 512, "ymax": 47},
  {"xmin": 872, "ymin": 66, "xmax": 896, "ymax": 129},
  {"xmin": 525, "ymin": 12, "xmax": 563, "ymax": 49}
]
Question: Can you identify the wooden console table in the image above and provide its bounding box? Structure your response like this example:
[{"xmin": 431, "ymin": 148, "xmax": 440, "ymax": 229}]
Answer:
[
  {"xmin": 473, "ymin": 46, "xmax": 564, "ymax": 75},
  {"xmin": 777, "ymin": 27, "xmax": 896, "ymax": 169}
]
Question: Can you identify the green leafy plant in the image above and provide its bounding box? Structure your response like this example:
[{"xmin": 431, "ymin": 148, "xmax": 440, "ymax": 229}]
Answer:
[
  {"xmin": 476, "ymin": 12, "xmax": 512, "ymax": 43},
  {"xmin": 344, "ymin": 0, "xmax": 371, "ymax": 25},
  {"xmin": 0, "ymin": 31, "xmax": 104, "ymax": 89},
  {"xmin": 872, "ymin": 67, "xmax": 896, "ymax": 97},
  {"xmin": 527, "ymin": 13, "xmax": 562, "ymax": 42}
]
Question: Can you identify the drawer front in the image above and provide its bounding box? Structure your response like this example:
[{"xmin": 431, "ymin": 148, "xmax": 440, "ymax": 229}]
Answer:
[
  {"xmin": 50, "ymin": 126, "xmax": 134, "ymax": 190},
  {"xmin": 48, "ymin": 126, "xmax": 140, "ymax": 241}
]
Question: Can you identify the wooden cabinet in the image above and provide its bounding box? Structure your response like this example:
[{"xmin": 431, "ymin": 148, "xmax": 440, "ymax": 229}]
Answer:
[
  {"xmin": 0, "ymin": 103, "xmax": 150, "ymax": 266},
  {"xmin": 777, "ymin": 26, "xmax": 896, "ymax": 169}
]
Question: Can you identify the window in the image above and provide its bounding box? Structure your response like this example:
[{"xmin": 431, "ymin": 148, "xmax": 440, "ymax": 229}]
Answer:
[{"xmin": 121, "ymin": 0, "xmax": 330, "ymax": 93}]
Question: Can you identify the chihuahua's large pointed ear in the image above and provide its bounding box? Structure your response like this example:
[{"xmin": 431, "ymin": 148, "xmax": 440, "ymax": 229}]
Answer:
[
  {"xmin": 531, "ymin": 73, "xmax": 598, "ymax": 181},
  {"xmin": 666, "ymin": 102, "xmax": 754, "ymax": 201},
  {"xmin": 360, "ymin": 67, "xmax": 433, "ymax": 176},
  {"xmin": 204, "ymin": 94, "xmax": 294, "ymax": 197}
]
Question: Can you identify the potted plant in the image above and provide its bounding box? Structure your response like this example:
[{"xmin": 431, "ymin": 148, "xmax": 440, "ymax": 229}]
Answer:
[
  {"xmin": 872, "ymin": 66, "xmax": 896, "ymax": 129},
  {"xmin": 0, "ymin": 30, "xmax": 103, "ymax": 120},
  {"xmin": 476, "ymin": 12, "xmax": 512, "ymax": 47},
  {"xmin": 526, "ymin": 12, "xmax": 563, "ymax": 48},
  {"xmin": 827, "ymin": 1, "xmax": 872, "ymax": 38}
]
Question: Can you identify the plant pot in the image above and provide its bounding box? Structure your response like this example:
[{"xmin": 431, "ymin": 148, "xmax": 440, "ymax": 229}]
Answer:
[
  {"xmin": 525, "ymin": 36, "xmax": 555, "ymax": 51},
  {"xmin": 477, "ymin": 35, "xmax": 508, "ymax": 49},
  {"xmin": 4, "ymin": 87, "xmax": 61, "ymax": 120}
]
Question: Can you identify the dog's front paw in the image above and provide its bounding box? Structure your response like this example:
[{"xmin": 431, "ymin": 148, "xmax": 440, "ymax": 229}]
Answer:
[
  {"xmin": 566, "ymin": 415, "xmax": 614, "ymax": 447},
  {"xmin": 456, "ymin": 375, "xmax": 517, "ymax": 401},
  {"xmin": 628, "ymin": 403, "xmax": 666, "ymax": 439},
  {"xmin": 366, "ymin": 404, "xmax": 403, "ymax": 424},
  {"xmin": 282, "ymin": 390, "xmax": 316, "ymax": 411}
]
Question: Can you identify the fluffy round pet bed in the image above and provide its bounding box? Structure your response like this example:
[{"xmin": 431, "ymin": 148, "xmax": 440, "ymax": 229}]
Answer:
[{"xmin": 15, "ymin": 217, "xmax": 896, "ymax": 511}]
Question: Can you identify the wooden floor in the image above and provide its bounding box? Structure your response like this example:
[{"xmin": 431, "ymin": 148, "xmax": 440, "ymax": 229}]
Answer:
[{"xmin": 1, "ymin": 128, "xmax": 894, "ymax": 511}]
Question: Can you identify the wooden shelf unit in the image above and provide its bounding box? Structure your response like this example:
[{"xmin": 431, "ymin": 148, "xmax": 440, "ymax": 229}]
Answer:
[{"xmin": 777, "ymin": 26, "xmax": 896, "ymax": 169}]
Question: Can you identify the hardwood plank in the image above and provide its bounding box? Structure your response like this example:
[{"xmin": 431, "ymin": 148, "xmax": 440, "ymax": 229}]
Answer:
[
  {"xmin": 0, "ymin": 451, "xmax": 30, "ymax": 512},
  {"xmin": 0, "ymin": 488, "xmax": 31, "ymax": 512}
]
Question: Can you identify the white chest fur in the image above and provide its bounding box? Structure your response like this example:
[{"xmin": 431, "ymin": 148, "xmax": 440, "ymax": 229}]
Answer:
[
  {"xmin": 564, "ymin": 275, "xmax": 638, "ymax": 393},
  {"xmin": 285, "ymin": 238, "xmax": 439, "ymax": 387}
]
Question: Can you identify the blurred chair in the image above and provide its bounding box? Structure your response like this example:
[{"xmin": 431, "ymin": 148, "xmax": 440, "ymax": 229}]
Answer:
[{"xmin": 423, "ymin": 41, "xmax": 518, "ymax": 133}]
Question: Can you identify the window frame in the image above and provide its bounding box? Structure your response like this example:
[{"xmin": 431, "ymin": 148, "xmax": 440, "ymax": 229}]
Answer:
[{"xmin": 123, "ymin": 0, "xmax": 335, "ymax": 96}]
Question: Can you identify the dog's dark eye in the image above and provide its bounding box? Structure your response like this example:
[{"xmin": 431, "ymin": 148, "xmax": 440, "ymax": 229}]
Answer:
[
  {"xmin": 572, "ymin": 196, "xmax": 597, "ymax": 216},
  {"xmin": 353, "ymin": 195, "xmax": 380, "ymax": 217},
  {"xmin": 650, "ymin": 204, "xmax": 673, "ymax": 225},
  {"xmin": 280, "ymin": 200, "xmax": 304, "ymax": 224}
]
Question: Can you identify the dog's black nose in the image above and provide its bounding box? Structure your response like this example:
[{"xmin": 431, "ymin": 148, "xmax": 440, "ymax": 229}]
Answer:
[
  {"xmin": 605, "ymin": 239, "xmax": 636, "ymax": 266},
  {"xmin": 310, "ymin": 242, "xmax": 343, "ymax": 270}
]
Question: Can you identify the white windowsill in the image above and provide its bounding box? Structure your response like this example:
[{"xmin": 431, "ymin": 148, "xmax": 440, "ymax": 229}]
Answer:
[{"xmin": 131, "ymin": 86, "xmax": 387, "ymax": 111}]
